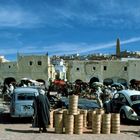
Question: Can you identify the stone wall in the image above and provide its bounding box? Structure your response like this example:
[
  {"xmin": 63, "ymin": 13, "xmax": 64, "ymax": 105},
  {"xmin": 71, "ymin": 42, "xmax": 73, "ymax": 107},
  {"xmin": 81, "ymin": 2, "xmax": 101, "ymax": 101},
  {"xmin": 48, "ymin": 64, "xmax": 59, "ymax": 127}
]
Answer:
[
  {"xmin": 0, "ymin": 54, "xmax": 55, "ymax": 84},
  {"xmin": 66, "ymin": 59, "xmax": 140, "ymax": 85}
]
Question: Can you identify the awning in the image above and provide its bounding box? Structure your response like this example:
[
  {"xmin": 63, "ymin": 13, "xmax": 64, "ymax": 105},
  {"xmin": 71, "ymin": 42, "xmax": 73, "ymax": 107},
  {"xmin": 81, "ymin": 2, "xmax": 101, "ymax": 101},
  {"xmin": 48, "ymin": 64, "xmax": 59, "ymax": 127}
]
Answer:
[{"xmin": 53, "ymin": 80, "xmax": 65, "ymax": 85}]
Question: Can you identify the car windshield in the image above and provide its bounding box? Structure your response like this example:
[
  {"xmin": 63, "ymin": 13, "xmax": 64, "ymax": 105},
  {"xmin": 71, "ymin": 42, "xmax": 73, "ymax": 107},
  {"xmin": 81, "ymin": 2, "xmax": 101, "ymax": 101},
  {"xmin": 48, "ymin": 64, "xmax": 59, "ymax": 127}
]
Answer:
[
  {"xmin": 130, "ymin": 95, "xmax": 140, "ymax": 102},
  {"xmin": 17, "ymin": 93, "xmax": 35, "ymax": 100}
]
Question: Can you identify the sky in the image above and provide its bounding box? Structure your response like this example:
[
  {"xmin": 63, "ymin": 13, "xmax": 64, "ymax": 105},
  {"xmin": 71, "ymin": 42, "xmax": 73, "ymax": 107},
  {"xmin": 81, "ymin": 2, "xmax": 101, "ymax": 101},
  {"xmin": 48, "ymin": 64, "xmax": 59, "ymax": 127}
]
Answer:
[{"xmin": 0, "ymin": 0, "xmax": 140, "ymax": 61}]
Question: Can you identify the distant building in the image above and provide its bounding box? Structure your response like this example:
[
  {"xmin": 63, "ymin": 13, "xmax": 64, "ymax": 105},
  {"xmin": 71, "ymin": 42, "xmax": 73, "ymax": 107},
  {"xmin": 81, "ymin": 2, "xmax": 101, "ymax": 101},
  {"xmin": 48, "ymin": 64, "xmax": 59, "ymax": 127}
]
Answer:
[
  {"xmin": 66, "ymin": 59, "xmax": 140, "ymax": 86},
  {"xmin": 0, "ymin": 38, "xmax": 140, "ymax": 86},
  {"xmin": 0, "ymin": 54, "xmax": 55, "ymax": 85},
  {"xmin": 51, "ymin": 59, "xmax": 67, "ymax": 81}
]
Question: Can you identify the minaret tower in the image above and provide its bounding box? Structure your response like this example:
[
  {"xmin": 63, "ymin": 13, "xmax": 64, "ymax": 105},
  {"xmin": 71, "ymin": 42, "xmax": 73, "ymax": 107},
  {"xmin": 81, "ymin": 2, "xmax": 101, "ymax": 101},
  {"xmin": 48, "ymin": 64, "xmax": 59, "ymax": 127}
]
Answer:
[{"xmin": 116, "ymin": 38, "xmax": 121, "ymax": 58}]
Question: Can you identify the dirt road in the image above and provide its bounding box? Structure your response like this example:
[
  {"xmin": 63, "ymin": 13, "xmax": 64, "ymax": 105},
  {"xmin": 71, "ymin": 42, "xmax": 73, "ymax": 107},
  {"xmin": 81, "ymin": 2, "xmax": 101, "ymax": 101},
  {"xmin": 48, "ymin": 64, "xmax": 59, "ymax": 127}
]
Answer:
[{"xmin": 0, "ymin": 115, "xmax": 140, "ymax": 140}]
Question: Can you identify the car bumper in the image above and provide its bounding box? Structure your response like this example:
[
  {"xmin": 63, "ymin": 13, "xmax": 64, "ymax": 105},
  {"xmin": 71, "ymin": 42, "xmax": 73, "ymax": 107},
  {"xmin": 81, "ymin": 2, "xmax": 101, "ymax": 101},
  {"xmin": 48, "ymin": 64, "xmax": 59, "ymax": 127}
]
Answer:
[
  {"xmin": 128, "ymin": 114, "xmax": 140, "ymax": 121},
  {"xmin": 10, "ymin": 112, "xmax": 33, "ymax": 118}
]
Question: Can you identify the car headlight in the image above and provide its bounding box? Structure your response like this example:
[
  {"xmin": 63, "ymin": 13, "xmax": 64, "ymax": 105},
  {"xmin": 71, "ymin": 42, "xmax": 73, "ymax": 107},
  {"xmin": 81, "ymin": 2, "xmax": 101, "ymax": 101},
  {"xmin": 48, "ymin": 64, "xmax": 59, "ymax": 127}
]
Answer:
[{"xmin": 129, "ymin": 109, "xmax": 134, "ymax": 114}]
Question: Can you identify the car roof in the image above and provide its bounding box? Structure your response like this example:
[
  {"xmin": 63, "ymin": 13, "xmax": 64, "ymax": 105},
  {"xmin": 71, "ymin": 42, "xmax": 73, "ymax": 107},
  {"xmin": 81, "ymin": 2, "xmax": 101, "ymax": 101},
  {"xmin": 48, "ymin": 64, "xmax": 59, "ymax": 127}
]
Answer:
[
  {"xmin": 28, "ymin": 86, "xmax": 42, "ymax": 89},
  {"xmin": 14, "ymin": 87, "xmax": 39, "ymax": 94},
  {"xmin": 118, "ymin": 89, "xmax": 140, "ymax": 97}
]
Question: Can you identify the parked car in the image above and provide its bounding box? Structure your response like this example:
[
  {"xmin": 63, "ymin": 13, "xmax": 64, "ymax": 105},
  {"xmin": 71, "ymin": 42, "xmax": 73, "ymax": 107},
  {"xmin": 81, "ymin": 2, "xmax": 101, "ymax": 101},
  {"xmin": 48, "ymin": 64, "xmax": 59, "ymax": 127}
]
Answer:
[
  {"xmin": 61, "ymin": 97, "xmax": 100, "ymax": 110},
  {"xmin": 10, "ymin": 87, "xmax": 39, "ymax": 118},
  {"xmin": 47, "ymin": 94, "xmax": 100, "ymax": 110},
  {"xmin": 104, "ymin": 90, "xmax": 140, "ymax": 122},
  {"xmin": 48, "ymin": 95, "xmax": 66, "ymax": 109}
]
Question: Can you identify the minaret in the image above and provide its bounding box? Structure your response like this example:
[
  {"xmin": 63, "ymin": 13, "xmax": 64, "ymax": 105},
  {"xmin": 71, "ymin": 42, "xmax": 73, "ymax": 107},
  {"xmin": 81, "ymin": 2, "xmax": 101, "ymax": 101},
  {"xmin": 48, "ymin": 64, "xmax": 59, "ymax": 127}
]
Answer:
[{"xmin": 116, "ymin": 38, "xmax": 121, "ymax": 58}]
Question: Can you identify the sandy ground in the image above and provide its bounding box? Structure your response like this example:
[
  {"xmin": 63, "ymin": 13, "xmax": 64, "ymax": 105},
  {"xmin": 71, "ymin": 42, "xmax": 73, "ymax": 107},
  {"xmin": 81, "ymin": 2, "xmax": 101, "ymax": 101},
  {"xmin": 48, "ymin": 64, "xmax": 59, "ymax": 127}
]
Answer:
[{"xmin": 0, "ymin": 123, "xmax": 140, "ymax": 140}]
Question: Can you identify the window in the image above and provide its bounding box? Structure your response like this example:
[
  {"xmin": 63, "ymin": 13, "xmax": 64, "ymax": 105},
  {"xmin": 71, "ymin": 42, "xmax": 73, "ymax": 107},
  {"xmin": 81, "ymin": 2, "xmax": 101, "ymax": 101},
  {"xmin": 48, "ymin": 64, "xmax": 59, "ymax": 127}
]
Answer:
[
  {"xmin": 38, "ymin": 61, "xmax": 42, "ymax": 65},
  {"xmin": 119, "ymin": 93, "xmax": 129, "ymax": 105},
  {"xmin": 130, "ymin": 95, "xmax": 140, "ymax": 102},
  {"xmin": 104, "ymin": 66, "xmax": 107, "ymax": 71},
  {"xmin": 119, "ymin": 94, "xmax": 126, "ymax": 103},
  {"xmin": 93, "ymin": 66, "xmax": 96, "ymax": 70},
  {"xmin": 29, "ymin": 61, "xmax": 33, "ymax": 66},
  {"xmin": 124, "ymin": 66, "xmax": 127, "ymax": 71},
  {"xmin": 76, "ymin": 67, "xmax": 79, "ymax": 71},
  {"xmin": 17, "ymin": 93, "xmax": 35, "ymax": 100}
]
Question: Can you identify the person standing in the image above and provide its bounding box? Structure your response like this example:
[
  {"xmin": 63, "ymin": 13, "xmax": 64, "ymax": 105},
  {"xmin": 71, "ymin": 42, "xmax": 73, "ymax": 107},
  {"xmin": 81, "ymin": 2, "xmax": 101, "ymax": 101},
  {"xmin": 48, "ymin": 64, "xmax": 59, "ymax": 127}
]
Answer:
[
  {"xmin": 33, "ymin": 89, "xmax": 50, "ymax": 133},
  {"xmin": 9, "ymin": 83, "xmax": 14, "ymax": 94}
]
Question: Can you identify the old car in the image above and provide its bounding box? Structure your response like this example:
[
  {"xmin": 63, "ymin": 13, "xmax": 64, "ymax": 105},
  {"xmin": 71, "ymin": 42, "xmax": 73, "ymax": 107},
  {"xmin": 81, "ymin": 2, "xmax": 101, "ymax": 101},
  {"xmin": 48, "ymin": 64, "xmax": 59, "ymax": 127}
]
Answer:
[
  {"xmin": 10, "ymin": 87, "xmax": 39, "ymax": 118},
  {"xmin": 61, "ymin": 97, "xmax": 100, "ymax": 110},
  {"xmin": 104, "ymin": 90, "xmax": 140, "ymax": 122}
]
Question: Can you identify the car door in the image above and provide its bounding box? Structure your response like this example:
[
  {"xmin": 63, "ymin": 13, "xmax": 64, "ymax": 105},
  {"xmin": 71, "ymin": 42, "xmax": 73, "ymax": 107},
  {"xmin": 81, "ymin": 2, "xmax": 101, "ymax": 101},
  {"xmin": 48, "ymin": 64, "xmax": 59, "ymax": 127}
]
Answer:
[
  {"xmin": 117, "ymin": 93, "xmax": 127, "ymax": 111},
  {"xmin": 111, "ymin": 93, "xmax": 129, "ymax": 113}
]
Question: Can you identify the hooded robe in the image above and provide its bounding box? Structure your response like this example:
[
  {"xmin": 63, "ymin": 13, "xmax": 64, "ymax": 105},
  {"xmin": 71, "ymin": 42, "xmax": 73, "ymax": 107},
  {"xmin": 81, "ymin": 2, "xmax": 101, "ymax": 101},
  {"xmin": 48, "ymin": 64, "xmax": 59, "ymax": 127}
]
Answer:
[{"xmin": 33, "ymin": 94, "xmax": 50, "ymax": 128}]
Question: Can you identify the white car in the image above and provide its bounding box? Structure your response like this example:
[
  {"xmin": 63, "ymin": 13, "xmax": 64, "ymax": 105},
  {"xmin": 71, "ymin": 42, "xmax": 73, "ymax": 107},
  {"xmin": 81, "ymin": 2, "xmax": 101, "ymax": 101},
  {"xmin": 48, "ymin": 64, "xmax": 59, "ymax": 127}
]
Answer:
[
  {"xmin": 10, "ymin": 87, "xmax": 39, "ymax": 118},
  {"xmin": 104, "ymin": 90, "xmax": 140, "ymax": 122}
]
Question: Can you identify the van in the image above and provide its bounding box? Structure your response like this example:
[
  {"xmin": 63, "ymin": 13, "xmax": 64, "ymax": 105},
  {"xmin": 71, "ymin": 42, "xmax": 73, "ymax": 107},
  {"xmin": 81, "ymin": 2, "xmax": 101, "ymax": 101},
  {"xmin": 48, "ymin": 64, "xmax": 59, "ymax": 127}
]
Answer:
[{"xmin": 10, "ymin": 87, "xmax": 39, "ymax": 118}]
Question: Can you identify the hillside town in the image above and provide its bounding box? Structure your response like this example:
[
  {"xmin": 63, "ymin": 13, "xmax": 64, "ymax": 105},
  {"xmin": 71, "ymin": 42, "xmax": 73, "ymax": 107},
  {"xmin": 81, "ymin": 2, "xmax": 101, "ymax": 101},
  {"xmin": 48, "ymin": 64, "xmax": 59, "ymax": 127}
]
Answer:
[{"xmin": 0, "ymin": 38, "xmax": 140, "ymax": 139}]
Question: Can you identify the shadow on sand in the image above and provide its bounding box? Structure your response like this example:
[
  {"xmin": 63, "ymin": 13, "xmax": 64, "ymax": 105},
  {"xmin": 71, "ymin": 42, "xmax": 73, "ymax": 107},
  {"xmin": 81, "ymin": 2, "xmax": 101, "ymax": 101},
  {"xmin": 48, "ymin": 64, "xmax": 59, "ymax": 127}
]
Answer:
[
  {"xmin": 5, "ymin": 128, "xmax": 55, "ymax": 134},
  {"xmin": 5, "ymin": 128, "xmax": 37, "ymax": 133}
]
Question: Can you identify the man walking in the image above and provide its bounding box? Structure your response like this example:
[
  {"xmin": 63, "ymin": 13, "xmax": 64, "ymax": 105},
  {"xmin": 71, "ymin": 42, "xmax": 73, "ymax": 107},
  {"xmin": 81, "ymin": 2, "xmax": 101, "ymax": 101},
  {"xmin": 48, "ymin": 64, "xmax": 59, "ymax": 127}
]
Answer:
[{"xmin": 33, "ymin": 89, "xmax": 50, "ymax": 133}]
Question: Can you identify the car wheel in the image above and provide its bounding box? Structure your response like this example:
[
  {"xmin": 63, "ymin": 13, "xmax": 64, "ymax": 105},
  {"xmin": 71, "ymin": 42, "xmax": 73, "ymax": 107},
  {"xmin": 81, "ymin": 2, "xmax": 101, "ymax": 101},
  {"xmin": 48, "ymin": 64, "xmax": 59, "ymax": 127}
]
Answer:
[{"xmin": 120, "ymin": 110, "xmax": 127, "ymax": 124}]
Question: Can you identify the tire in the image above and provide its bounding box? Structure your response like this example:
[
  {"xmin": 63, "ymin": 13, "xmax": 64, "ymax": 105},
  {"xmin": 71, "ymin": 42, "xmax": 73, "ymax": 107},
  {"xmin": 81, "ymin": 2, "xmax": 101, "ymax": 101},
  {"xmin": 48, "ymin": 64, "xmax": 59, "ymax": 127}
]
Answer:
[{"xmin": 120, "ymin": 110, "xmax": 128, "ymax": 124}]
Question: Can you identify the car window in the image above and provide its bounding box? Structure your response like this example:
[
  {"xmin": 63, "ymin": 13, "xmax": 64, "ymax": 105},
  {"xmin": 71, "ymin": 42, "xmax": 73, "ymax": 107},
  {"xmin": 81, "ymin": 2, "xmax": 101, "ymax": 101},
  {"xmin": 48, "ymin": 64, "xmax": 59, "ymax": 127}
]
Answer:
[
  {"xmin": 130, "ymin": 95, "xmax": 140, "ymax": 102},
  {"xmin": 119, "ymin": 94, "xmax": 126, "ymax": 103},
  {"xmin": 118, "ymin": 93, "xmax": 130, "ymax": 106},
  {"xmin": 17, "ymin": 93, "xmax": 35, "ymax": 100}
]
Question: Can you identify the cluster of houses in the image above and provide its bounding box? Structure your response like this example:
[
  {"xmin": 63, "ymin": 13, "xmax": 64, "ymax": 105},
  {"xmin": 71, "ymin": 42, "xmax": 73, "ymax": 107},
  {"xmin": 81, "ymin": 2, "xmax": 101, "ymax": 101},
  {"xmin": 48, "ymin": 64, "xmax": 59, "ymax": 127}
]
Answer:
[{"xmin": 0, "ymin": 52, "xmax": 140, "ymax": 88}]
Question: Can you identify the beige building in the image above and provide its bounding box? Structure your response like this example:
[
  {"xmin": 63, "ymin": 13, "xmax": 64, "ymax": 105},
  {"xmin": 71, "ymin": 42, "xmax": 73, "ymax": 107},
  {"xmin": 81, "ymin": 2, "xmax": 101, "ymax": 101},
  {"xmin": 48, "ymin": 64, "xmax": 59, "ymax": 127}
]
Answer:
[
  {"xmin": 0, "ymin": 54, "xmax": 55, "ymax": 85},
  {"xmin": 1, "ymin": 53, "xmax": 140, "ymax": 87},
  {"xmin": 66, "ymin": 58, "xmax": 140, "ymax": 86}
]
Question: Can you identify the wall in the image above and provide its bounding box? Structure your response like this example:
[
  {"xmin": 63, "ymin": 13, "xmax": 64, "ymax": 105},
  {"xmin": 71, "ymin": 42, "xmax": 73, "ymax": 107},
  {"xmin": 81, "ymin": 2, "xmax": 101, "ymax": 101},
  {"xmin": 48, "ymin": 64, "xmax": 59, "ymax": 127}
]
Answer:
[
  {"xmin": 66, "ymin": 59, "xmax": 140, "ymax": 84},
  {"xmin": 0, "ymin": 54, "xmax": 54, "ymax": 84}
]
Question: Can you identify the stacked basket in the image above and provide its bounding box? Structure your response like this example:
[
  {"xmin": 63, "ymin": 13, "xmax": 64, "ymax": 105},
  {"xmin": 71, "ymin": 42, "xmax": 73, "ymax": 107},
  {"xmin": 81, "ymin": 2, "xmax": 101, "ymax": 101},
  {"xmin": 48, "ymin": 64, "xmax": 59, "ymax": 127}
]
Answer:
[
  {"xmin": 80, "ymin": 109, "xmax": 88, "ymax": 128},
  {"xmin": 87, "ymin": 110, "xmax": 96, "ymax": 129},
  {"xmin": 68, "ymin": 95, "xmax": 79, "ymax": 115},
  {"xmin": 65, "ymin": 114, "xmax": 74, "ymax": 134},
  {"xmin": 92, "ymin": 113, "xmax": 102, "ymax": 134},
  {"xmin": 47, "ymin": 110, "xmax": 54, "ymax": 128},
  {"xmin": 54, "ymin": 110, "xmax": 63, "ymax": 134},
  {"xmin": 53, "ymin": 95, "xmax": 120, "ymax": 135},
  {"xmin": 74, "ymin": 114, "xmax": 83, "ymax": 134},
  {"xmin": 102, "ymin": 113, "xmax": 111, "ymax": 134},
  {"xmin": 111, "ymin": 113, "xmax": 120, "ymax": 134}
]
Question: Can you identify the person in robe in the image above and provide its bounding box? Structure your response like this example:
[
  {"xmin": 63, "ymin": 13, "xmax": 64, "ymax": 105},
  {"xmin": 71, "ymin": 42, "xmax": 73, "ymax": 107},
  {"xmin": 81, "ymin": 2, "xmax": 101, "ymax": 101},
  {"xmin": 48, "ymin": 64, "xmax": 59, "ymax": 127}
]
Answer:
[{"xmin": 32, "ymin": 89, "xmax": 50, "ymax": 133}]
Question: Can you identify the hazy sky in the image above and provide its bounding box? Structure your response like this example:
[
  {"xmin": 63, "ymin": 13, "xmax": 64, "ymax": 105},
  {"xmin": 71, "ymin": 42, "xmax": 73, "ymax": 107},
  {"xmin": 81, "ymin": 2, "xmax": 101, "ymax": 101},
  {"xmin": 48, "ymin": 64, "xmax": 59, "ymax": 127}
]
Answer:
[{"xmin": 0, "ymin": 0, "xmax": 140, "ymax": 61}]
